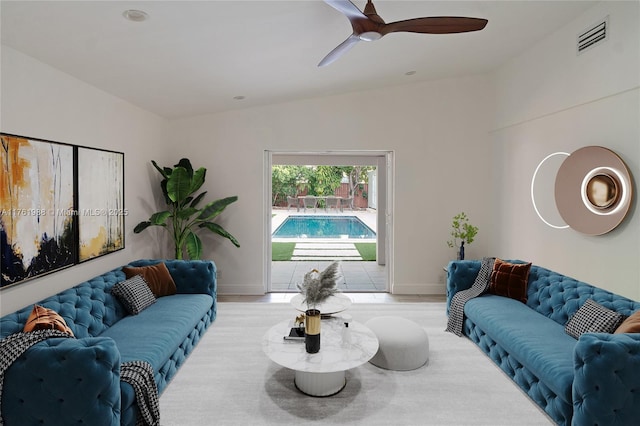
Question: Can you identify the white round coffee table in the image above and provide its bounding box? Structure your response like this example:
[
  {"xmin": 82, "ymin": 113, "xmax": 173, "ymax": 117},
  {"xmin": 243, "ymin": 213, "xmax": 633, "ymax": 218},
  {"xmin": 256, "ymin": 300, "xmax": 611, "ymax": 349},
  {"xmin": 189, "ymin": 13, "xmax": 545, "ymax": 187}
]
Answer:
[
  {"xmin": 290, "ymin": 293, "xmax": 352, "ymax": 315},
  {"xmin": 262, "ymin": 318, "xmax": 378, "ymax": 397}
]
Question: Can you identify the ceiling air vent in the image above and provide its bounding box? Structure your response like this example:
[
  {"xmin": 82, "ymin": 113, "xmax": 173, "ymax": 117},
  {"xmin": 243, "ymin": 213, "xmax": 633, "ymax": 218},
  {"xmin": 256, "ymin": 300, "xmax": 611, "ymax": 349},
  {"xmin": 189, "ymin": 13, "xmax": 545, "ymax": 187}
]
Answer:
[{"xmin": 577, "ymin": 17, "xmax": 608, "ymax": 55}]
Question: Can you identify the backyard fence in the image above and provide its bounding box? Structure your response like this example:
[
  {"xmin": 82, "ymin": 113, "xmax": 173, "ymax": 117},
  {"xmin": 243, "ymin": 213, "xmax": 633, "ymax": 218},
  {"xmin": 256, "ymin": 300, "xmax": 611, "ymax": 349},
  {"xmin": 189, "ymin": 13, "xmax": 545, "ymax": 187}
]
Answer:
[{"xmin": 273, "ymin": 183, "xmax": 369, "ymax": 209}]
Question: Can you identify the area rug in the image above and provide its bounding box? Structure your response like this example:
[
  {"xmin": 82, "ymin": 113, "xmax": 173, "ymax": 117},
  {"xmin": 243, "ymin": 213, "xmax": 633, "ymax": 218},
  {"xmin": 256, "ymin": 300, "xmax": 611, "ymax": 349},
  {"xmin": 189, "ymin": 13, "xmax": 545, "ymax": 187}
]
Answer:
[{"xmin": 159, "ymin": 302, "xmax": 553, "ymax": 425}]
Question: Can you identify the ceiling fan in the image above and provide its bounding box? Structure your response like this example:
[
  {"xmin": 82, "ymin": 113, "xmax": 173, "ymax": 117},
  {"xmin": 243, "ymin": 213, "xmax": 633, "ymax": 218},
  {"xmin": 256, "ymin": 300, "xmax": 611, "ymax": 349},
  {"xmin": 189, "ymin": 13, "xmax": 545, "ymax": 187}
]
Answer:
[{"xmin": 319, "ymin": 0, "xmax": 488, "ymax": 67}]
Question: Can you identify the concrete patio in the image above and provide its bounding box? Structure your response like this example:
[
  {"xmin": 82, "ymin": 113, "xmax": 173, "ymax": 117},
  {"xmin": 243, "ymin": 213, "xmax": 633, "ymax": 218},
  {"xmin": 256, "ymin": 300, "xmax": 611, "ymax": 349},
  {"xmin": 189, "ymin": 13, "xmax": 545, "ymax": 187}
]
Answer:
[{"xmin": 271, "ymin": 208, "xmax": 386, "ymax": 292}]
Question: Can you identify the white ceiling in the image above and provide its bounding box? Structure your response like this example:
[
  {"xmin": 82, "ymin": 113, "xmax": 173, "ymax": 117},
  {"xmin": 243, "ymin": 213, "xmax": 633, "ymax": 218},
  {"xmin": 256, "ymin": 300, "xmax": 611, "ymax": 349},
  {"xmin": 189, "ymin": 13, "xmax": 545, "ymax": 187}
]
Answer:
[{"xmin": 1, "ymin": 0, "xmax": 597, "ymax": 119}]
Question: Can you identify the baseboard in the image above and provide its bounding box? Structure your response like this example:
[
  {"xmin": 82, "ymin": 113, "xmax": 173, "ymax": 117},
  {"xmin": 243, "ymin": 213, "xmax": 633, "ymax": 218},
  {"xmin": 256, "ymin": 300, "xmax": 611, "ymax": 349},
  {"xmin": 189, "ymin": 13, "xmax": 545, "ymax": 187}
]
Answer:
[
  {"xmin": 217, "ymin": 283, "xmax": 266, "ymax": 295},
  {"xmin": 392, "ymin": 282, "xmax": 445, "ymax": 295}
]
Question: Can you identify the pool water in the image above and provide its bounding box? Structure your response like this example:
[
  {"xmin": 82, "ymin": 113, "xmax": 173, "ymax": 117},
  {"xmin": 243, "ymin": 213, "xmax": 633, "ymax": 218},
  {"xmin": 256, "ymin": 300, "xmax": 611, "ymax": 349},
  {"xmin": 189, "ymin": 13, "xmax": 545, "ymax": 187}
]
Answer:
[{"xmin": 272, "ymin": 216, "xmax": 376, "ymax": 239}]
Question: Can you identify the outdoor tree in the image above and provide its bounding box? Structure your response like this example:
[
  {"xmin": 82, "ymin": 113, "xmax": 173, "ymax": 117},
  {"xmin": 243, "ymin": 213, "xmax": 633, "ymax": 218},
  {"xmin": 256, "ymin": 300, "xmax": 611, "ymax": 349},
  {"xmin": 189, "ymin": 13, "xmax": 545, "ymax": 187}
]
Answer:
[
  {"xmin": 271, "ymin": 165, "xmax": 375, "ymax": 206},
  {"xmin": 345, "ymin": 166, "xmax": 375, "ymax": 198},
  {"xmin": 306, "ymin": 166, "xmax": 343, "ymax": 198},
  {"xmin": 272, "ymin": 165, "xmax": 305, "ymax": 205}
]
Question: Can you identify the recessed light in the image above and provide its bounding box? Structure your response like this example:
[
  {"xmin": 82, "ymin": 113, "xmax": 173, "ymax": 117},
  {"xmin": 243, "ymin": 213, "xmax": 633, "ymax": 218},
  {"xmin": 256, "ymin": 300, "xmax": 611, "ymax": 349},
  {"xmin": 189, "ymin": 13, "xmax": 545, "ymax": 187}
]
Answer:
[
  {"xmin": 123, "ymin": 9, "xmax": 149, "ymax": 22},
  {"xmin": 233, "ymin": 96, "xmax": 246, "ymax": 101},
  {"xmin": 405, "ymin": 71, "xmax": 417, "ymax": 76}
]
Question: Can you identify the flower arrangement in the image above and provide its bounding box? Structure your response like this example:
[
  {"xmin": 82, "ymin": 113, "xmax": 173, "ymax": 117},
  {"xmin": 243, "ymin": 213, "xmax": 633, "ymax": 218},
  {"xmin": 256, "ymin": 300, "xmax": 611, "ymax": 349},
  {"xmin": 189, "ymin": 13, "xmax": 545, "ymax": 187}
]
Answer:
[{"xmin": 297, "ymin": 261, "xmax": 341, "ymax": 309}]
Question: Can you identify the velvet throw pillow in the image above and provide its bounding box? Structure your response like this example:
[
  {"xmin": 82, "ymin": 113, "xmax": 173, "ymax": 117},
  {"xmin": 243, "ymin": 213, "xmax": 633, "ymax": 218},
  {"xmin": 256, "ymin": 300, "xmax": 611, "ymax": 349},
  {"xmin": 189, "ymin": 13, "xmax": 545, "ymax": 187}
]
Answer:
[
  {"xmin": 565, "ymin": 299, "xmax": 625, "ymax": 339},
  {"xmin": 23, "ymin": 305, "xmax": 74, "ymax": 336},
  {"xmin": 614, "ymin": 310, "xmax": 640, "ymax": 334},
  {"xmin": 111, "ymin": 275, "xmax": 157, "ymax": 315},
  {"xmin": 122, "ymin": 262, "xmax": 176, "ymax": 297},
  {"xmin": 488, "ymin": 259, "xmax": 532, "ymax": 304}
]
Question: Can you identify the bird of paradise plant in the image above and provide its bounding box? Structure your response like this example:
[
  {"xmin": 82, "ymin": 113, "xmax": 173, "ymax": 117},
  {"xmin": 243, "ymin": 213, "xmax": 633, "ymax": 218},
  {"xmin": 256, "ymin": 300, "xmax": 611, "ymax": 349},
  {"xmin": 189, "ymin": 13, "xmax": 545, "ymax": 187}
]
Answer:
[{"xmin": 134, "ymin": 158, "xmax": 240, "ymax": 260}]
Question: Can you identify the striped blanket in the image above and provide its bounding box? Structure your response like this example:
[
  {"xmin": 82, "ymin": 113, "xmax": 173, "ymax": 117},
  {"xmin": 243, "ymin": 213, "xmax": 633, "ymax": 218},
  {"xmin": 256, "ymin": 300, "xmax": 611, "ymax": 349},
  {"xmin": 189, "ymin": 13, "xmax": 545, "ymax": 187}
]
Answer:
[
  {"xmin": 122, "ymin": 360, "xmax": 160, "ymax": 426},
  {"xmin": 445, "ymin": 257, "xmax": 496, "ymax": 336}
]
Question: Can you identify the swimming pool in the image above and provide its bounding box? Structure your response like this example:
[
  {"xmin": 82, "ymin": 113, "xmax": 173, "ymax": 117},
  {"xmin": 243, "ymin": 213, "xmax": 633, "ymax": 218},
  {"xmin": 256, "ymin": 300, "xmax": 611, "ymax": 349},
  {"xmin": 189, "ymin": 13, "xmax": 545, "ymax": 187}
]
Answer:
[{"xmin": 272, "ymin": 216, "xmax": 376, "ymax": 239}]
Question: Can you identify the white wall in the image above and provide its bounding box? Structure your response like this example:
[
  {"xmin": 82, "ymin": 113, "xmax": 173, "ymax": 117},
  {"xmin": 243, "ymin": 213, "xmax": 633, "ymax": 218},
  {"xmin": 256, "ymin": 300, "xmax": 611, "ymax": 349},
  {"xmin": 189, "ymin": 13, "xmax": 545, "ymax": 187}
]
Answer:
[
  {"xmin": 490, "ymin": 1, "xmax": 640, "ymax": 298},
  {"xmin": 168, "ymin": 75, "xmax": 494, "ymax": 295},
  {"xmin": 0, "ymin": 46, "xmax": 169, "ymax": 314},
  {"xmin": 6, "ymin": 1, "xmax": 633, "ymax": 305}
]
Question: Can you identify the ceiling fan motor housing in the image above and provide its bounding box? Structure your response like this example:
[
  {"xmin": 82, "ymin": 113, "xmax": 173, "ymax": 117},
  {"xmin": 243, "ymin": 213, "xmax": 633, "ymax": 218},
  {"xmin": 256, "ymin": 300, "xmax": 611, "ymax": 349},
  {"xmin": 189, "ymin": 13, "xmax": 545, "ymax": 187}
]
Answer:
[{"xmin": 359, "ymin": 31, "xmax": 382, "ymax": 41}]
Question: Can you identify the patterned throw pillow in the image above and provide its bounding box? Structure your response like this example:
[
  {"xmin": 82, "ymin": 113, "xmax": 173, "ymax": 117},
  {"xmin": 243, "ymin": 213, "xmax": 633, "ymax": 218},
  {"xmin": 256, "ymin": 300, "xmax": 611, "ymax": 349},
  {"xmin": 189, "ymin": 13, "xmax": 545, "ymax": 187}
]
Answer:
[
  {"xmin": 615, "ymin": 311, "xmax": 640, "ymax": 334},
  {"xmin": 488, "ymin": 259, "xmax": 532, "ymax": 304},
  {"xmin": 23, "ymin": 305, "xmax": 74, "ymax": 336},
  {"xmin": 111, "ymin": 275, "xmax": 157, "ymax": 315},
  {"xmin": 122, "ymin": 262, "xmax": 176, "ymax": 297},
  {"xmin": 565, "ymin": 299, "xmax": 625, "ymax": 339}
]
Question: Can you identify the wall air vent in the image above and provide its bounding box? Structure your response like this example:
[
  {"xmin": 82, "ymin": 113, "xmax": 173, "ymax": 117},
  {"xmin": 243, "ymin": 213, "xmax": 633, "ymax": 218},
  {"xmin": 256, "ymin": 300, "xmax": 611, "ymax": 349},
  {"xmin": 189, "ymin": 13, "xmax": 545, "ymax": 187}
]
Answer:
[{"xmin": 577, "ymin": 17, "xmax": 608, "ymax": 55}]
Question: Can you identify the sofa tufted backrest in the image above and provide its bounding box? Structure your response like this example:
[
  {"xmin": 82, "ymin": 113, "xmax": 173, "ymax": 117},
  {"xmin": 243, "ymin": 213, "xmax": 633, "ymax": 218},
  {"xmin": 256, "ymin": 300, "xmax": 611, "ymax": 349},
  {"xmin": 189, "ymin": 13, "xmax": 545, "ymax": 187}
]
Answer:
[
  {"xmin": 128, "ymin": 259, "xmax": 216, "ymax": 296},
  {"xmin": 0, "ymin": 268, "xmax": 128, "ymax": 339},
  {"xmin": 526, "ymin": 265, "xmax": 640, "ymax": 326}
]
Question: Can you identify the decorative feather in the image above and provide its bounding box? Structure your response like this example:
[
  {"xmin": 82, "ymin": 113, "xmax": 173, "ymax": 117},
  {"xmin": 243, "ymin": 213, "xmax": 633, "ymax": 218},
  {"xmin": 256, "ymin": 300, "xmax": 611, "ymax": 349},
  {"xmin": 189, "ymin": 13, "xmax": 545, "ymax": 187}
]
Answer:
[{"xmin": 297, "ymin": 261, "xmax": 341, "ymax": 308}]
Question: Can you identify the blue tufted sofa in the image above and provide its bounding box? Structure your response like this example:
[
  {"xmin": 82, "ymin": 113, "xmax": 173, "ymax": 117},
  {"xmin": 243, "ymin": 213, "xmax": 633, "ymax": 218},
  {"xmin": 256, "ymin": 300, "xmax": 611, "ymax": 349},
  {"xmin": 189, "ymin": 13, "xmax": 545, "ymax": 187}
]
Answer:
[
  {"xmin": 0, "ymin": 259, "xmax": 216, "ymax": 426},
  {"xmin": 447, "ymin": 260, "xmax": 640, "ymax": 425}
]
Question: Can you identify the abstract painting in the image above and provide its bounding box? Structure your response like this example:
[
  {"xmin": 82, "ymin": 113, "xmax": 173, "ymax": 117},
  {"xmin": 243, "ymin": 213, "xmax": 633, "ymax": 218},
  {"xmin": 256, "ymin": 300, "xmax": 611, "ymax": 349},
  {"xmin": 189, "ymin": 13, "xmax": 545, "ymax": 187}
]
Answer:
[
  {"xmin": 1, "ymin": 135, "xmax": 76, "ymax": 288},
  {"xmin": 78, "ymin": 147, "xmax": 125, "ymax": 261}
]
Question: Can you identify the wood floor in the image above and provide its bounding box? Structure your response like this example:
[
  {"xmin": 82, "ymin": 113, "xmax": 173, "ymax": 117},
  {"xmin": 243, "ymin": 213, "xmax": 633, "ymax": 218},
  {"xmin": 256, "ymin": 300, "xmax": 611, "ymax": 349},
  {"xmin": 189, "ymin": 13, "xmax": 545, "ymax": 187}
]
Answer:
[{"xmin": 218, "ymin": 293, "xmax": 446, "ymax": 303}]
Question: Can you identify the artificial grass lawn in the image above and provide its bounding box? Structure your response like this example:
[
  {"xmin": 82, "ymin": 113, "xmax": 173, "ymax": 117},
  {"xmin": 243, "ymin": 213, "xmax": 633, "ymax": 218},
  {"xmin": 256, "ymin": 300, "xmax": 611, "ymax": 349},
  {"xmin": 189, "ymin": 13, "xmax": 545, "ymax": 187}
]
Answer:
[
  {"xmin": 271, "ymin": 242, "xmax": 376, "ymax": 261},
  {"xmin": 354, "ymin": 243, "xmax": 376, "ymax": 261},
  {"xmin": 272, "ymin": 242, "xmax": 296, "ymax": 261}
]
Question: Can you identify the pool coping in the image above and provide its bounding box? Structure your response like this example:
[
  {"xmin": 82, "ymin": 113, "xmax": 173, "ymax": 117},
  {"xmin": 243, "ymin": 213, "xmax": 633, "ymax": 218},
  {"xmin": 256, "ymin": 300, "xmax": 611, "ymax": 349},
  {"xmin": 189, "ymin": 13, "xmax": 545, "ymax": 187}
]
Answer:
[{"xmin": 271, "ymin": 209, "xmax": 378, "ymax": 243}]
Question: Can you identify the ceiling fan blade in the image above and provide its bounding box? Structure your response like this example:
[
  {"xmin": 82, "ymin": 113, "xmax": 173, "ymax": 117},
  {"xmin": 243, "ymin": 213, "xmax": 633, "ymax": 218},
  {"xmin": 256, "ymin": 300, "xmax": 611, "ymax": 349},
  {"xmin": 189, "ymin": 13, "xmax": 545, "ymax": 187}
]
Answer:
[
  {"xmin": 323, "ymin": 0, "xmax": 366, "ymax": 21},
  {"xmin": 318, "ymin": 34, "xmax": 360, "ymax": 67},
  {"xmin": 381, "ymin": 17, "xmax": 488, "ymax": 35}
]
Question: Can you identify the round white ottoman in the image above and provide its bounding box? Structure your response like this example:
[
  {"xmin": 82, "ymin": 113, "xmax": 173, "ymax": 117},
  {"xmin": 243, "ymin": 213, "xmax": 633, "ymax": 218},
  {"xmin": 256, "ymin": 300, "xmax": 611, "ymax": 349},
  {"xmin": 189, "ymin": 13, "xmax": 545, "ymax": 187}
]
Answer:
[{"xmin": 365, "ymin": 316, "xmax": 429, "ymax": 371}]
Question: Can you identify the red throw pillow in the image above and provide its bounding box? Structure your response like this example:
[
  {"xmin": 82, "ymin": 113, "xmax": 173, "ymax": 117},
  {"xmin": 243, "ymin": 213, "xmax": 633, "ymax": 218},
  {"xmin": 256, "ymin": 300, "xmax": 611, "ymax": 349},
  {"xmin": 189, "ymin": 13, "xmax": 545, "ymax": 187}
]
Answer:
[
  {"xmin": 488, "ymin": 259, "xmax": 532, "ymax": 304},
  {"xmin": 122, "ymin": 262, "xmax": 177, "ymax": 297},
  {"xmin": 23, "ymin": 305, "xmax": 74, "ymax": 336}
]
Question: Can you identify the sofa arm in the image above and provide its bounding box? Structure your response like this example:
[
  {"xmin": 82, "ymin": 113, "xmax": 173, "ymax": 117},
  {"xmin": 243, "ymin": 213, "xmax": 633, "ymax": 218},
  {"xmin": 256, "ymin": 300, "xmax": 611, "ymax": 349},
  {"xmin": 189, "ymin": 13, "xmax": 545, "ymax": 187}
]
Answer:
[
  {"xmin": 446, "ymin": 260, "xmax": 481, "ymax": 313},
  {"xmin": 2, "ymin": 337, "xmax": 121, "ymax": 426},
  {"xmin": 572, "ymin": 333, "xmax": 640, "ymax": 425},
  {"xmin": 128, "ymin": 259, "xmax": 217, "ymax": 297}
]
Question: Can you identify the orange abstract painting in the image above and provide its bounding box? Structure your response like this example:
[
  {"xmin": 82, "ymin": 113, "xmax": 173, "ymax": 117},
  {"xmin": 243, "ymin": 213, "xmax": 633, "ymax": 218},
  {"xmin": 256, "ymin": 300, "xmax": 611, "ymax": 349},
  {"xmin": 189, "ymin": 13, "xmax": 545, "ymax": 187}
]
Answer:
[{"xmin": 1, "ymin": 135, "xmax": 75, "ymax": 287}]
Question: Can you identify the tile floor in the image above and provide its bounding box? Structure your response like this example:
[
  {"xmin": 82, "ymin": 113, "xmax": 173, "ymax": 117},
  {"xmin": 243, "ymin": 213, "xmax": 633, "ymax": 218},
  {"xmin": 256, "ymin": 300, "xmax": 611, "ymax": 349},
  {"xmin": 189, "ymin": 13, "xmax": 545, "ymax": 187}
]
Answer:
[{"xmin": 271, "ymin": 260, "xmax": 386, "ymax": 292}]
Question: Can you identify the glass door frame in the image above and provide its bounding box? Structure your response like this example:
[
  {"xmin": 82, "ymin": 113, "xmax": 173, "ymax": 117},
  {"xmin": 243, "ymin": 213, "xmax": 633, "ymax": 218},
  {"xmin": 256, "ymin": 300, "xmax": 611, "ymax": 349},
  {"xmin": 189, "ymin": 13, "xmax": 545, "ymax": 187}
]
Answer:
[{"xmin": 263, "ymin": 150, "xmax": 395, "ymax": 293}]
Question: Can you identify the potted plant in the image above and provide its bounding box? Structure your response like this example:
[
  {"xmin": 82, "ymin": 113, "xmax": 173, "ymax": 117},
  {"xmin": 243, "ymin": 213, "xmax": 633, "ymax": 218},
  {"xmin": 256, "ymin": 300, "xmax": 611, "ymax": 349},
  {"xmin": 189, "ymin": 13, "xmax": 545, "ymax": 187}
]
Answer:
[
  {"xmin": 134, "ymin": 158, "xmax": 240, "ymax": 260},
  {"xmin": 446, "ymin": 212, "xmax": 478, "ymax": 260}
]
